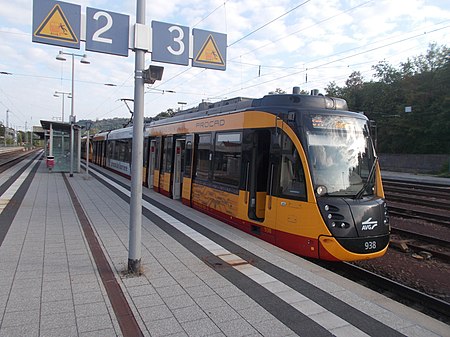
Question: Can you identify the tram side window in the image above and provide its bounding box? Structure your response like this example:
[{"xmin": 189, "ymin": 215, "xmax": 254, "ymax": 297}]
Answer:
[
  {"xmin": 213, "ymin": 132, "xmax": 241, "ymax": 186},
  {"xmin": 184, "ymin": 140, "xmax": 193, "ymax": 178},
  {"xmin": 195, "ymin": 134, "xmax": 211, "ymax": 181},
  {"xmin": 113, "ymin": 141, "xmax": 120, "ymax": 160},
  {"xmin": 162, "ymin": 137, "xmax": 173, "ymax": 173},
  {"xmin": 115, "ymin": 139, "xmax": 131, "ymax": 162},
  {"xmin": 279, "ymin": 134, "xmax": 306, "ymax": 200},
  {"xmin": 107, "ymin": 141, "xmax": 114, "ymax": 160},
  {"xmin": 155, "ymin": 138, "xmax": 161, "ymax": 171},
  {"xmin": 143, "ymin": 138, "xmax": 149, "ymax": 167}
]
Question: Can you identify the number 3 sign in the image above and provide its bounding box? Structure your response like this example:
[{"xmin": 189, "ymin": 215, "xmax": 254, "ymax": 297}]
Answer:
[
  {"xmin": 151, "ymin": 21, "xmax": 189, "ymax": 66},
  {"xmin": 86, "ymin": 7, "xmax": 130, "ymax": 57}
]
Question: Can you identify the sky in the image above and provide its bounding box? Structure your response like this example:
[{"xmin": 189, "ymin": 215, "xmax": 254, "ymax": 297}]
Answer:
[{"xmin": 0, "ymin": 0, "xmax": 449, "ymax": 131}]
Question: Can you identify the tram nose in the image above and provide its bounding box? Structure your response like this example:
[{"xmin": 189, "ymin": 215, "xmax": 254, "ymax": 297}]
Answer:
[
  {"xmin": 347, "ymin": 199, "xmax": 389, "ymax": 237},
  {"xmin": 318, "ymin": 198, "xmax": 389, "ymax": 237}
]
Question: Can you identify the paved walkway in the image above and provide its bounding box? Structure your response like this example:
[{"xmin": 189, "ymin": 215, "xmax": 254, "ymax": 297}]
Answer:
[{"xmin": 0, "ymin": 160, "xmax": 448, "ymax": 337}]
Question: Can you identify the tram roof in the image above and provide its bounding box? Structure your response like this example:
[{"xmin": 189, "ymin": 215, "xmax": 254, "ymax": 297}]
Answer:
[{"xmin": 149, "ymin": 92, "xmax": 349, "ymax": 128}]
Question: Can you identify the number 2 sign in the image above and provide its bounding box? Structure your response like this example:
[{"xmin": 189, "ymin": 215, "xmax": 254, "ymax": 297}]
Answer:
[{"xmin": 86, "ymin": 7, "xmax": 130, "ymax": 57}]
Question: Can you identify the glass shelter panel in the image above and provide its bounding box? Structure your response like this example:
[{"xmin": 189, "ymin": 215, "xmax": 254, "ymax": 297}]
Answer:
[{"xmin": 53, "ymin": 130, "xmax": 70, "ymax": 172}]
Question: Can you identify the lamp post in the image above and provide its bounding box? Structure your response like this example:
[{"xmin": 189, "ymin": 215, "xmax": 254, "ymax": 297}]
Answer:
[
  {"xmin": 54, "ymin": 91, "xmax": 71, "ymax": 123},
  {"xmin": 84, "ymin": 121, "xmax": 92, "ymax": 179},
  {"xmin": 56, "ymin": 51, "xmax": 90, "ymax": 177},
  {"xmin": 5, "ymin": 109, "xmax": 9, "ymax": 147}
]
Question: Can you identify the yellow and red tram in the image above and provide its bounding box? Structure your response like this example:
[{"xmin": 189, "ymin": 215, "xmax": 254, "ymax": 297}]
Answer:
[{"xmin": 92, "ymin": 89, "xmax": 390, "ymax": 261}]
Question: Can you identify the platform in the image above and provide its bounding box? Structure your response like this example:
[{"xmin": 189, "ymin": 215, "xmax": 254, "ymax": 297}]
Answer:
[
  {"xmin": 0, "ymin": 158, "xmax": 448, "ymax": 337},
  {"xmin": 382, "ymin": 170, "xmax": 450, "ymax": 186}
]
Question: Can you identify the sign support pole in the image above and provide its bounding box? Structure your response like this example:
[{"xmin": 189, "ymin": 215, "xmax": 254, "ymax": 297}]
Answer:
[{"xmin": 128, "ymin": 0, "xmax": 145, "ymax": 274}]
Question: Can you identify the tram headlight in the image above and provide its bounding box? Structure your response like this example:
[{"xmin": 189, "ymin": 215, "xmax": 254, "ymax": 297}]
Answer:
[
  {"xmin": 317, "ymin": 200, "xmax": 358, "ymax": 236},
  {"xmin": 383, "ymin": 202, "xmax": 390, "ymax": 228},
  {"xmin": 316, "ymin": 185, "xmax": 327, "ymax": 196}
]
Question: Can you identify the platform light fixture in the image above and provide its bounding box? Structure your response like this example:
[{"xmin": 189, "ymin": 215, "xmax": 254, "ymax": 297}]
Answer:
[
  {"xmin": 55, "ymin": 50, "xmax": 90, "ymax": 177},
  {"xmin": 53, "ymin": 91, "xmax": 71, "ymax": 123}
]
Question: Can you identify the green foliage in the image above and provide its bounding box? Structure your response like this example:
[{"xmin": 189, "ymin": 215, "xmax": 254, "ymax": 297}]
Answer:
[
  {"xmin": 78, "ymin": 117, "xmax": 130, "ymax": 135},
  {"xmin": 324, "ymin": 43, "xmax": 450, "ymax": 154},
  {"xmin": 152, "ymin": 108, "xmax": 176, "ymax": 120},
  {"xmin": 269, "ymin": 88, "xmax": 287, "ymax": 94},
  {"xmin": 78, "ymin": 108, "xmax": 176, "ymax": 136}
]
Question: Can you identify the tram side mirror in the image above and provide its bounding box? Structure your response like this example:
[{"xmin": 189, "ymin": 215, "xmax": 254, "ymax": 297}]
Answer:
[{"xmin": 143, "ymin": 65, "xmax": 164, "ymax": 84}]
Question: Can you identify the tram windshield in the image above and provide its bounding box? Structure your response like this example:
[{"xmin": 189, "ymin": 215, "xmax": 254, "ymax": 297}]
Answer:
[{"xmin": 305, "ymin": 114, "xmax": 376, "ymax": 197}]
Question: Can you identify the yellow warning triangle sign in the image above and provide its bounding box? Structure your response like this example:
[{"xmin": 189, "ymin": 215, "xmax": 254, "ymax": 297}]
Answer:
[
  {"xmin": 34, "ymin": 4, "xmax": 78, "ymax": 43},
  {"xmin": 195, "ymin": 35, "xmax": 225, "ymax": 66}
]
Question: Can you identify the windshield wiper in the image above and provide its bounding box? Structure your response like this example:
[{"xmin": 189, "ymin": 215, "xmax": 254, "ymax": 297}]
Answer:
[{"xmin": 355, "ymin": 156, "xmax": 378, "ymax": 199}]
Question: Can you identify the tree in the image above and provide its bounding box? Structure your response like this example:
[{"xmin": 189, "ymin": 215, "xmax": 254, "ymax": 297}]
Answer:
[
  {"xmin": 324, "ymin": 43, "xmax": 450, "ymax": 154},
  {"xmin": 324, "ymin": 81, "xmax": 342, "ymax": 97},
  {"xmin": 345, "ymin": 71, "xmax": 364, "ymax": 89},
  {"xmin": 372, "ymin": 60, "xmax": 401, "ymax": 84},
  {"xmin": 409, "ymin": 43, "xmax": 449, "ymax": 74},
  {"xmin": 153, "ymin": 108, "xmax": 176, "ymax": 121},
  {"xmin": 340, "ymin": 71, "xmax": 365, "ymax": 111},
  {"xmin": 268, "ymin": 88, "xmax": 286, "ymax": 94}
]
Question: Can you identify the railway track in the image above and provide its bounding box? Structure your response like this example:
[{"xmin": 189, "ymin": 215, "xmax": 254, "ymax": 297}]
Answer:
[
  {"xmin": 318, "ymin": 261, "xmax": 450, "ymax": 323},
  {"xmin": 386, "ymin": 192, "xmax": 450, "ymax": 210},
  {"xmin": 321, "ymin": 176, "xmax": 450, "ymax": 322},
  {"xmin": 383, "ymin": 178, "xmax": 450, "ymax": 192},
  {"xmin": 388, "ymin": 203, "xmax": 450, "ymax": 226},
  {"xmin": 383, "ymin": 178, "xmax": 450, "ymax": 226},
  {"xmin": 384, "ymin": 178, "xmax": 450, "ymax": 258},
  {"xmin": 390, "ymin": 227, "xmax": 450, "ymax": 263},
  {"xmin": 0, "ymin": 148, "xmax": 41, "ymax": 173}
]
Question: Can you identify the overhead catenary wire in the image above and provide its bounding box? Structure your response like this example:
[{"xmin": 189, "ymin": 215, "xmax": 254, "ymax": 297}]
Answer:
[
  {"xmin": 1, "ymin": 1, "xmax": 448, "ymax": 124},
  {"xmin": 103, "ymin": 0, "xmax": 427, "ymax": 115},
  {"xmin": 149, "ymin": 0, "xmax": 442, "ymax": 110},
  {"xmin": 227, "ymin": 0, "xmax": 311, "ymax": 48},
  {"xmin": 231, "ymin": 0, "xmax": 374, "ymax": 61},
  {"xmin": 140, "ymin": 0, "xmax": 313, "ymax": 110},
  {"xmin": 214, "ymin": 24, "xmax": 450, "ymax": 99}
]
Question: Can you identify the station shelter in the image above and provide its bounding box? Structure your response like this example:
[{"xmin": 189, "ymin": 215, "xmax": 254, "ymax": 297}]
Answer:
[{"xmin": 40, "ymin": 120, "xmax": 81, "ymax": 173}]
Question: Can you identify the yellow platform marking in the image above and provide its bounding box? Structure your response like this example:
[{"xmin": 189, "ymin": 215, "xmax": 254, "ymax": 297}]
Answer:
[
  {"xmin": 195, "ymin": 35, "xmax": 224, "ymax": 66},
  {"xmin": 34, "ymin": 4, "xmax": 78, "ymax": 43}
]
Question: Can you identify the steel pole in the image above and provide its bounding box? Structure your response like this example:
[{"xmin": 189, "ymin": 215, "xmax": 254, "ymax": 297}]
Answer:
[
  {"xmin": 5, "ymin": 109, "xmax": 8, "ymax": 147},
  {"xmin": 70, "ymin": 54, "xmax": 75, "ymax": 177},
  {"xmin": 86, "ymin": 129, "xmax": 89, "ymax": 178},
  {"xmin": 128, "ymin": 0, "xmax": 145, "ymax": 274},
  {"xmin": 62, "ymin": 94, "xmax": 65, "ymax": 123}
]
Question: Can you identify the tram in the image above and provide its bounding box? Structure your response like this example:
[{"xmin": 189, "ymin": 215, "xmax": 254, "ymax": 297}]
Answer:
[{"xmin": 91, "ymin": 88, "xmax": 390, "ymax": 261}]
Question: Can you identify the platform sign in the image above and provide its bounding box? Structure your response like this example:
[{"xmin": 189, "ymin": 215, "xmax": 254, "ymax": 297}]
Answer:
[
  {"xmin": 151, "ymin": 21, "xmax": 189, "ymax": 66},
  {"xmin": 86, "ymin": 7, "xmax": 130, "ymax": 57},
  {"xmin": 32, "ymin": 0, "xmax": 227, "ymax": 70},
  {"xmin": 32, "ymin": 0, "xmax": 80, "ymax": 49},
  {"xmin": 192, "ymin": 28, "xmax": 226, "ymax": 71}
]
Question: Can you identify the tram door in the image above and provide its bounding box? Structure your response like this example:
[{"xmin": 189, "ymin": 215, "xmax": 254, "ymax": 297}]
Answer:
[
  {"xmin": 153, "ymin": 137, "xmax": 163, "ymax": 192},
  {"xmin": 181, "ymin": 134, "xmax": 194, "ymax": 206},
  {"xmin": 172, "ymin": 139, "xmax": 185, "ymax": 200},
  {"xmin": 247, "ymin": 129, "xmax": 271, "ymax": 221},
  {"xmin": 148, "ymin": 139, "xmax": 157, "ymax": 189}
]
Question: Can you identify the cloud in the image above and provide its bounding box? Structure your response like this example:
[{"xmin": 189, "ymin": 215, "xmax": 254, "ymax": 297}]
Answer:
[{"xmin": 0, "ymin": 0, "xmax": 449, "ymax": 127}]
